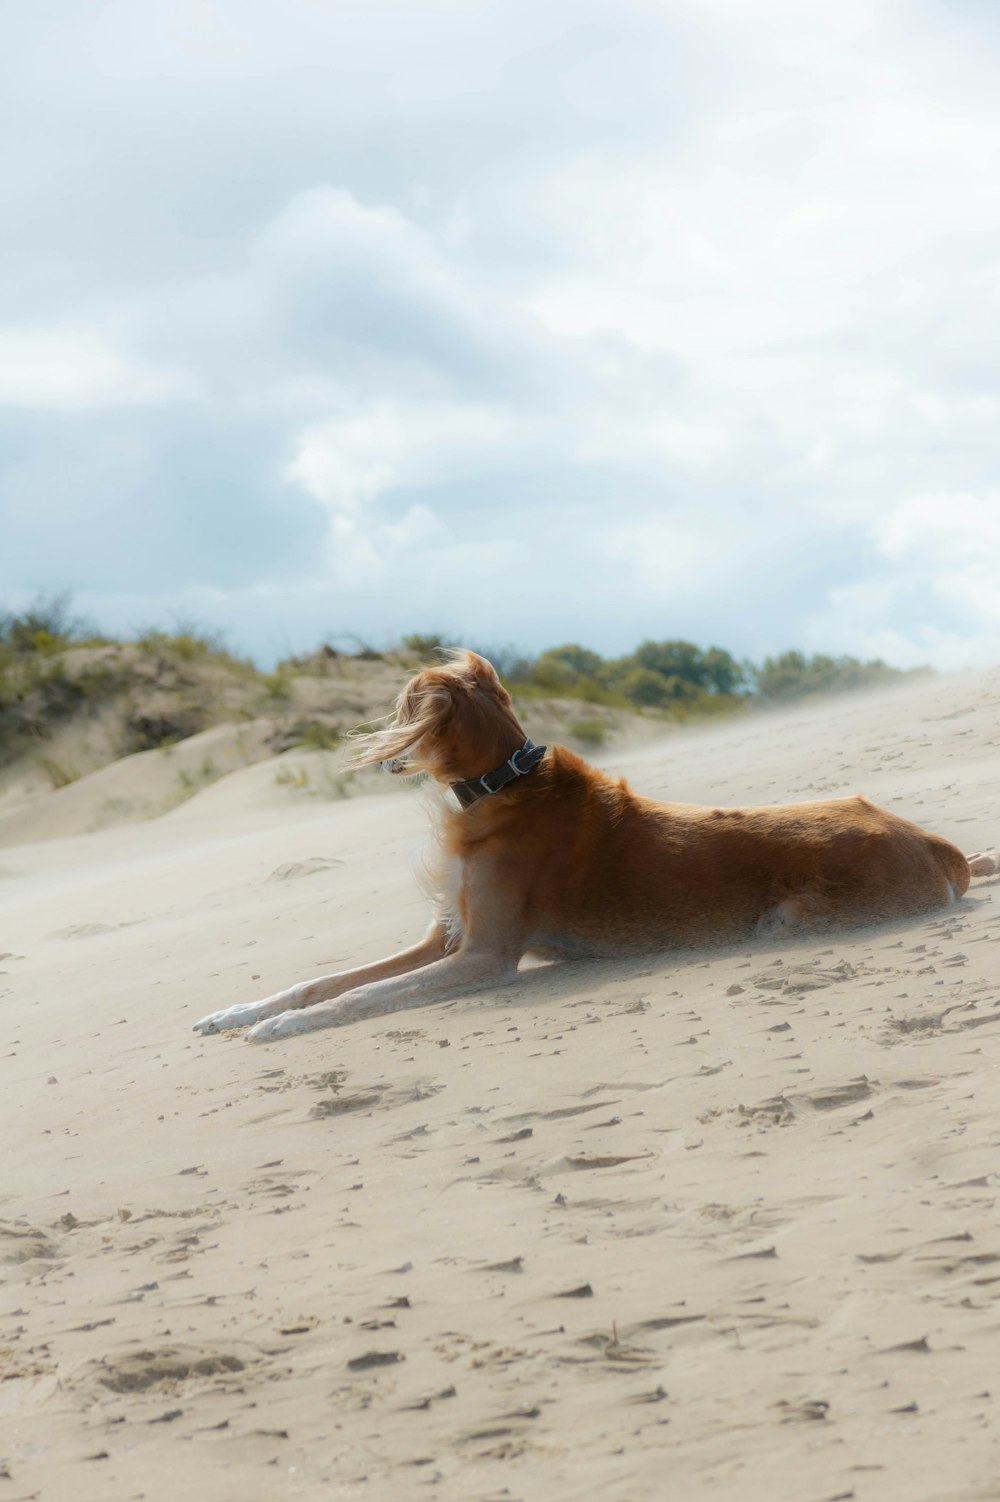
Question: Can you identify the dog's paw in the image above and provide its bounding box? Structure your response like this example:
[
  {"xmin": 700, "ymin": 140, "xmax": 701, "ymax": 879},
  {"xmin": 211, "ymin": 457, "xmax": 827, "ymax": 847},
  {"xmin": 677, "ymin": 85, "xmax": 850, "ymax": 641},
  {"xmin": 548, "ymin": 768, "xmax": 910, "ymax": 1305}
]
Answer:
[
  {"xmin": 246, "ymin": 1010, "xmax": 311, "ymax": 1043},
  {"xmin": 193, "ymin": 1002, "xmax": 269, "ymax": 1035}
]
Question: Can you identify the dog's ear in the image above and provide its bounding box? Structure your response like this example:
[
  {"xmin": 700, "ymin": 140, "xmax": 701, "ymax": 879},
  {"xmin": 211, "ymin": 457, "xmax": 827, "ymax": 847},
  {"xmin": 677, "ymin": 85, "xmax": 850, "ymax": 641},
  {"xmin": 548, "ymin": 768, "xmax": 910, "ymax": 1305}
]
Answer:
[
  {"xmin": 350, "ymin": 649, "xmax": 513, "ymax": 771},
  {"xmin": 462, "ymin": 651, "xmax": 512, "ymax": 706},
  {"xmin": 349, "ymin": 674, "xmax": 453, "ymax": 767}
]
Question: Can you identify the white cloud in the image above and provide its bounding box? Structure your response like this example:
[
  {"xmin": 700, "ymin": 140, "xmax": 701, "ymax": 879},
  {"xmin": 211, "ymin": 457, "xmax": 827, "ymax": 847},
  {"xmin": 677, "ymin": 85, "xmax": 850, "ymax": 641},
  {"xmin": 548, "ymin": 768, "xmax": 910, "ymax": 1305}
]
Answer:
[
  {"xmin": 800, "ymin": 493, "xmax": 1000, "ymax": 669},
  {"xmin": 0, "ymin": 326, "xmax": 192, "ymax": 409},
  {"xmin": 286, "ymin": 401, "xmax": 513, "ymax": 512},
  {"xmin": 324, "ymin": 505, "xmax": 446, "ymax": 586},
  {"xmin": 875, "ymin": 494, "xmax": 1000, "ymax": 564},
  {"xmin": 875, "ymin": 495, "xmax": 1000, "ymax": 645},
  {"xmin": 285, "ymin": 396, "xmax": 523, "ymax": 584},
  {"xmin": 3, "ymin": 0, "xmax": 1000, "ymax": 670}
]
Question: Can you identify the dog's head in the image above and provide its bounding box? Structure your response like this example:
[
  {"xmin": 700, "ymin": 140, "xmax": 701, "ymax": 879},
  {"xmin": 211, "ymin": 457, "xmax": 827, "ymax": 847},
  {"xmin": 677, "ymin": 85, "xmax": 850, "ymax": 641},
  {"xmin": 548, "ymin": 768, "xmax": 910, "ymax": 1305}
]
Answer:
[{"xmin": 352, "ymin": 650, "xmax": 523, "ymax": 783}]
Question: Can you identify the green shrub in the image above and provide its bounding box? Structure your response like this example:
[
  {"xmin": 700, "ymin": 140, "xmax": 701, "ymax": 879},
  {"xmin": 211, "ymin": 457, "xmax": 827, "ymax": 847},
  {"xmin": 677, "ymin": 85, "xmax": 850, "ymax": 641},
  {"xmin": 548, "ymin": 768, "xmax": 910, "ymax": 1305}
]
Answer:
[
  {"xmin": 753, "ymin": 651, "xmax": 910, "ymax": 703},
  {"xmin": 134, "ymin": 623, "xmax": 256, "ymax": 677},
  {"xmin": 570, "ymin": 717, "xmax": 607, "ymax": 747},
  {"xmin": 619, "ymin": 667, "xmax": 681, "ymax": 707},
  {"xmin": 298, "ymin": 722, "xmax": 341, "ymax": 751},
  {"xmin": 401, "ymin": 633, "xmax": 451, "ymax": 659},
  {"xmin": 0, "ymin": 593, "xmax": 83, "ymax": 655},
  {"xmin": 262, "ymin": 669, "xmax": 294, "ymax": 701},
  {"xmin": 274, "ymin": 764, "xmax": 309, "ymax": 789}
]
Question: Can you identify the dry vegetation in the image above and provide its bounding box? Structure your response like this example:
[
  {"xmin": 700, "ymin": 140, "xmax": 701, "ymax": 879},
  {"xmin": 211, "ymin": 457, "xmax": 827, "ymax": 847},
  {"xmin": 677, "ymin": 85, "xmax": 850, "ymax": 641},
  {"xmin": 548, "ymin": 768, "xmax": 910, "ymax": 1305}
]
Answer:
[{"xmin": 0, "ymin": 597, "xmax": 925, "ymax": 841}]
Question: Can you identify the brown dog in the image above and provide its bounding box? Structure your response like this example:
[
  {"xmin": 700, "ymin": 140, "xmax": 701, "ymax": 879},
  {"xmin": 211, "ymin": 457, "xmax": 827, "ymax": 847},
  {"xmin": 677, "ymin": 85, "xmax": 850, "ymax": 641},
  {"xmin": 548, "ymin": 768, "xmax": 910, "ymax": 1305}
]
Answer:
[{"xmin": 194, "ymin": 650, "xmax": 998, "ymax": 1042}]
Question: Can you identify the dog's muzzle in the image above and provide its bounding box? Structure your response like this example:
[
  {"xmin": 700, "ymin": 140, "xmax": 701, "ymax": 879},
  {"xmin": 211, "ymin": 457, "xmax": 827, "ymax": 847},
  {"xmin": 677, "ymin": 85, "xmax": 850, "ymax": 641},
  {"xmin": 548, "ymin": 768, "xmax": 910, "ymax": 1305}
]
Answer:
[{"xmin": 381, "ymin": 756, "xmax": 409, "ymax": 775}]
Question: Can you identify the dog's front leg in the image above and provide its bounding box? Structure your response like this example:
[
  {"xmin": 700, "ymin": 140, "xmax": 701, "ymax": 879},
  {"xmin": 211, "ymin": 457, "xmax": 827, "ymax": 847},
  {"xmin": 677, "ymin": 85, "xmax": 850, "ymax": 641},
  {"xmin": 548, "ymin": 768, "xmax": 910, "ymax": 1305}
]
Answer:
[
  {"xmin": 193, "ymin": 922, "xmax": 449, "ymax": 1035},
  {"xmin": 246, "ymin": 849, "xmax": 528, "ymax": 1041},
  {"xmin": 245, "ymin": 945, "xmax": 517, "ymax": 1042}
]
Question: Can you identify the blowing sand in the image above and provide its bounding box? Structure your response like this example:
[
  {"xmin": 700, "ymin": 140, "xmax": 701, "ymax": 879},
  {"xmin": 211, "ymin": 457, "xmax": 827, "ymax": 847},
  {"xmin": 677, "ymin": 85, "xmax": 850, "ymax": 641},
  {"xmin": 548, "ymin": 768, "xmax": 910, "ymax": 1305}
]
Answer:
[{"xmin": 3, "ymin": 669, "xmax": 1000, "ymax": 1501}]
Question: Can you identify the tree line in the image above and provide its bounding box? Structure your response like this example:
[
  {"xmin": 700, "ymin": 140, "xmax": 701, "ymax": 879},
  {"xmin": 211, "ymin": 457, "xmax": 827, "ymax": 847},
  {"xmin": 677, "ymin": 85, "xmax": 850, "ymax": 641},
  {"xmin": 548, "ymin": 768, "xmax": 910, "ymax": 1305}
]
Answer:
[
  {"xmin": 403, "ymin": 634, "xmax": 923, "ymax": 710},
  {"xmin": 1, "ymin": 595, "xmax": 922, "ymax": 725}
]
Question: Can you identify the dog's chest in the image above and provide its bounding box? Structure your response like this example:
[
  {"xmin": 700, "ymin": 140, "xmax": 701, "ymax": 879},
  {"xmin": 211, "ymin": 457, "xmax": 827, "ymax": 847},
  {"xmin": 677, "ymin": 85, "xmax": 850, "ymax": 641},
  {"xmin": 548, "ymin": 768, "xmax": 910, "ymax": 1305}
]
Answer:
[{"xmin": 432, "ymin": 851, "xmax": 465, "ymax": 949}]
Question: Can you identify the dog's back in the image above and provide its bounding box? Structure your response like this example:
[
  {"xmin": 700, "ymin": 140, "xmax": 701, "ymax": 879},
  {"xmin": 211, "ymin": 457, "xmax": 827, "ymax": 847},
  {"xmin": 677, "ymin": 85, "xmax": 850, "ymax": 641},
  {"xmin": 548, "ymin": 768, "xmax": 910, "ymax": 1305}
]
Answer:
[{"xmin": 442, "ymin": 745, "xmax": 971, "ymax": 952}]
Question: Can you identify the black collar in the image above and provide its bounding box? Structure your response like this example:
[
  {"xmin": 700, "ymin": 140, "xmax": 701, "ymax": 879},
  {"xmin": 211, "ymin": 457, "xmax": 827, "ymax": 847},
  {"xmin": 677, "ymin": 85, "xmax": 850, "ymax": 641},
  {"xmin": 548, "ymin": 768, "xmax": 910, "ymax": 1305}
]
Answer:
[{"xmin": 450, "ymin": 738, "xmax": 547, "ymax": 809}]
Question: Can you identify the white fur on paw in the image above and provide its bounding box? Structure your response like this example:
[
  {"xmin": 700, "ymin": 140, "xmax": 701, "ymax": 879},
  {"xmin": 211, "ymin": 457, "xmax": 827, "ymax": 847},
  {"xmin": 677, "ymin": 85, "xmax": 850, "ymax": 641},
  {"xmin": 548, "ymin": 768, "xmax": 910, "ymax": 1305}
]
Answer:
[
  {"xmin": 247, "ymin": 1011, "xmax": 309, "ymax": 1043},
  {"xmin": 193, "ymin": 1002, "xmax": 268, "ymax": 1034},
  {"xmin": 755, "ymin": 901, "xmax": 794, "ymax": 937}
]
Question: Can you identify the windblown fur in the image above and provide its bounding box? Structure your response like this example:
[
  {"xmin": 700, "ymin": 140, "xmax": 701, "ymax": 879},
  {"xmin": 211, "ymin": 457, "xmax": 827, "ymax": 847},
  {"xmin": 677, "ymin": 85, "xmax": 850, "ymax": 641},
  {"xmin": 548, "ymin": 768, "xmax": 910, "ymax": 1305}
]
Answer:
[{"xmin": 194, "ymin": 649, "xmax": 998, "ymax": 1042}]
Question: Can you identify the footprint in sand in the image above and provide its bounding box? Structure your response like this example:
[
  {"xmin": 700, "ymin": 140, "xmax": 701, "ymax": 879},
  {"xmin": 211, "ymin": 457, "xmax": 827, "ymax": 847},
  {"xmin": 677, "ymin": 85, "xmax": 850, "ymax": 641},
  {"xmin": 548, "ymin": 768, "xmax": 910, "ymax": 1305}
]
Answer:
[
  {"xmin": 799, "ymin": 1078, "xmax": 873, "ymax": 1111},
  {"xmin": 49, "ymin": 922, "xmax": 123, "ymax": 940},
  {"xmin": 735, "ymin": 1094, "xmax": 797, "ymax": 1128},
  {"xmin": 85, "ymin": 1343, "xmax": 255, "ymax": 1395},
  {"xmin": 0, "ymin": 1220, "xmax": 60, "ymax": 1276},
  {"xmin": 309, "ymin": 1080, "xmax": 443, "ymax": 1120},
  {"xmin": 752, "ymin": 961, "xmax": 856, "ymax": 995},
  {"xmin": 267, "ymin": 857, "xmax": 343, "ymax": 882},
  {"xmin": 735, "ymin": 1077, "xmax": 872, "ymax": 1128},
  {"xmin": 499, "ymin": 1099, "xmax": 622, "ymax": 1126}
]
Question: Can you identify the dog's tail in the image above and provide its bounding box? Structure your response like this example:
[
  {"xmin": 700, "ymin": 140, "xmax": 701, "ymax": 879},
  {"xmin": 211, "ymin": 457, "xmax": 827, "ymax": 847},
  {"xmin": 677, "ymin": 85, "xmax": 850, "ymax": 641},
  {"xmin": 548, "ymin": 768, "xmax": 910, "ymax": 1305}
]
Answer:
[{"xmin": 967, "ymin": 848, "xmax": 1000, "ymax": 878}]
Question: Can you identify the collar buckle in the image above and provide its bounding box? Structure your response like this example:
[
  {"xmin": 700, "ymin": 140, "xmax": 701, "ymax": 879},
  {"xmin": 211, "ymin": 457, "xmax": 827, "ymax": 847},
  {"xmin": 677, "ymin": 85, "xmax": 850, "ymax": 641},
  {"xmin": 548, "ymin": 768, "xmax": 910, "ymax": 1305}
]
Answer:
[
  {"xmin": 508, "ymin": 744, "xmax": 534, "ymax": 774},
  {"xmin": 451, "ymin": 739, "xmax": 547, "ymax": 809}
]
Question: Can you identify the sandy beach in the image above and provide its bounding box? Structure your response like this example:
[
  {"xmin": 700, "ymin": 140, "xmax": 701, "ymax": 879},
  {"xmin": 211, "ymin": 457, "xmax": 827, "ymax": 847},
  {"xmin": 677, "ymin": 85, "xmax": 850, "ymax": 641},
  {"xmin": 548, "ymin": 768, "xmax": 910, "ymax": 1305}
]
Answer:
[{"xmin": 4, "ymin": 668, "xmax": 1000, "ymax": 1501}]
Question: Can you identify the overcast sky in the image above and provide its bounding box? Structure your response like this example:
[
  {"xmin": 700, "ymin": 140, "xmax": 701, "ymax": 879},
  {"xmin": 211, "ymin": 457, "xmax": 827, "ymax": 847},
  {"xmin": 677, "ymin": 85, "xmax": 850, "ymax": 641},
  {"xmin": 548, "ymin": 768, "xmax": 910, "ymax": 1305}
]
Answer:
[{"xmin": 4, "ymin": 0, "xmax": 1000, "ymax": 669}]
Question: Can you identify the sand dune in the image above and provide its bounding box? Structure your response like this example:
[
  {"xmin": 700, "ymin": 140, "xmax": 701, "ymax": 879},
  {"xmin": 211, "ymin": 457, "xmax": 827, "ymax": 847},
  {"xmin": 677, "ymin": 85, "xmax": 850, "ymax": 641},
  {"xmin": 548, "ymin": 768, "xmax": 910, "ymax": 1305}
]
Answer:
[
  {"xmin": 0, "ymin": 721, "xmax": 279, "ymax": 850},
  {"xmin": 4, "ymin": 667, "xmax": 1000, "ymax": 1500}
]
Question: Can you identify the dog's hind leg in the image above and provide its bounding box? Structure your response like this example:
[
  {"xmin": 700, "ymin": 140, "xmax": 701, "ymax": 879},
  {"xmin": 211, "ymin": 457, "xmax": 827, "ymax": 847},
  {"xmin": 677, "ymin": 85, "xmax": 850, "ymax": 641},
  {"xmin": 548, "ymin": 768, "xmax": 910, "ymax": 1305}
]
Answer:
[
  {"xmin": 967, "ymin": 849, "xmax": 1000, "ymax": 877},
  {"xmin": 754, "ymin": 892, "xmax": 830, "ymax": 938},
  {"xmin": 755, "ymin": 899, "xmax": 801, "ymax": 937},
  {"xmin": 193, "ymin": 922, "xmax": 449, "ymax": 1034}
]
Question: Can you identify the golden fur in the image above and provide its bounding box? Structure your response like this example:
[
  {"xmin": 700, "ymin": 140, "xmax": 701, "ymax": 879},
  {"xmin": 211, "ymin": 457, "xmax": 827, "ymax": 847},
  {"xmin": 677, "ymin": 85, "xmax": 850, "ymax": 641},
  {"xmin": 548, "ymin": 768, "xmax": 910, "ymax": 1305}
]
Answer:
[{"xmin": 194, "ymin": 650, "xmax": 997, "ymax": 1042}]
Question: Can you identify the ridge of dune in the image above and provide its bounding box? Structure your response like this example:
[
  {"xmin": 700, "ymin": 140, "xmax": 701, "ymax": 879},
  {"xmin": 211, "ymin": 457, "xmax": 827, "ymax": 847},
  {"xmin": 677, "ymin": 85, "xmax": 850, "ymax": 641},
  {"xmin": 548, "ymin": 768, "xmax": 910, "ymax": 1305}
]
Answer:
[
  {"xmin": 0, "ymin": 661, "xmax": 663, "ymax": 851},
  {"xmin": 0, "ymin": 720, "xmax": 280, "ymax": 850},
  {"xmin": 4, "ymin": 665, "xmax": 1000, "ymax": 1500}
]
